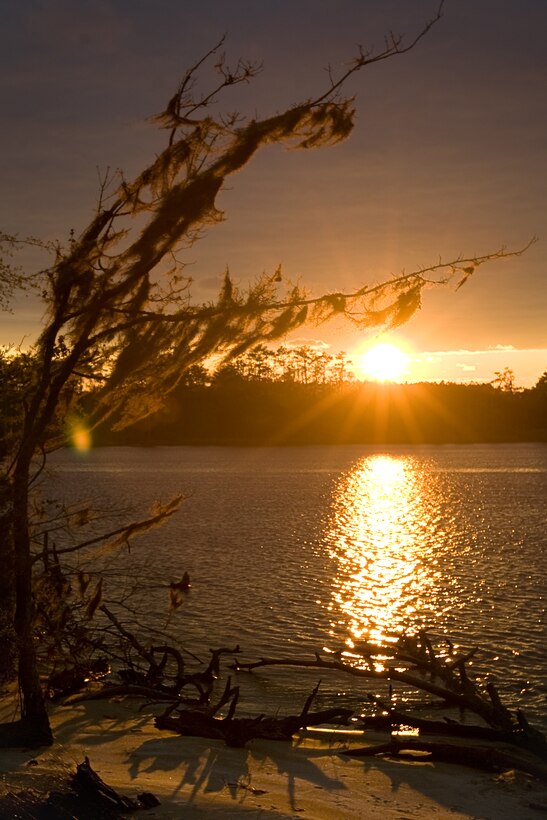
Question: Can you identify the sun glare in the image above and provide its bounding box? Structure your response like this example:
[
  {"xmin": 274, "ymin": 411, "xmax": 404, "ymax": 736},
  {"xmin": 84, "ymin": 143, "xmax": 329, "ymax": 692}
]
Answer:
[
  {"xmin": 358, "ymin": 343, "xmax": 409, "ymax": 382},
  {"xmin": 324, "ymin": 454, "xmax": 439, "ymax": 650},
  {"xmin": 71, "ymin": 423, "xmax": 91, "ymax": 452}
]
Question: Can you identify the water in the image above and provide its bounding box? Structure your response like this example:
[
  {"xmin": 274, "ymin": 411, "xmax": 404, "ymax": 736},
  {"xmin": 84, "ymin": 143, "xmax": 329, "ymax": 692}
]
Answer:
[{"xmin": 44, "ymin": 443, "xmax": 546, "ymax": 727}]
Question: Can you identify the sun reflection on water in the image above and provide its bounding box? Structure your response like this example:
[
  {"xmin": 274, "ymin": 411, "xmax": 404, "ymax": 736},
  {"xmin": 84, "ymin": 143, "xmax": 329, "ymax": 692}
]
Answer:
[{"xmin": 325, "ymin": 454, "xmax": 441, "ymax": 651}]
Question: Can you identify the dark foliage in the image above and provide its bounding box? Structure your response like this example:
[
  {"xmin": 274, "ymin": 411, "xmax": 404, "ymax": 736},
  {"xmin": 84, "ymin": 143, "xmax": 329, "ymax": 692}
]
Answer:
[{"xmin": 99, "ymin": 374, "xmax": 547, "ymax": 447}]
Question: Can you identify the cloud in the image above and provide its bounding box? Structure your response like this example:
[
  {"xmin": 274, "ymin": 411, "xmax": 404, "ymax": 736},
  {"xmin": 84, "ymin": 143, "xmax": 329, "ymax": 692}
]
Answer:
[
  {"xmin": 418, "ymin": 346, "xmax": 543, "ymax": 358},
  {"xmin": 412, "ymin": 354, "xmax": 441, "ymax": 364},
  {"xmin": 285, "ymin": 337, "xmax": 330, "ymax": 350},
  {"xmin": 405, "ymin": 346, "xmax": 547, "ymax": 388}
]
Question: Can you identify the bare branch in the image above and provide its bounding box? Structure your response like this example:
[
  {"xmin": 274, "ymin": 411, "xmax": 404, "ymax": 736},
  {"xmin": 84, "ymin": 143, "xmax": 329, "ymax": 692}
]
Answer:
[{"xmin": 311, "ymin": 1, "xmax": 445, "ymax": 106}]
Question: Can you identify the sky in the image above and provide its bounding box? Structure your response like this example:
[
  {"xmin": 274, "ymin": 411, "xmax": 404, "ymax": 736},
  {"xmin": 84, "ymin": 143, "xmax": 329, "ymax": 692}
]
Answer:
[{"xmin": 1, "ymin": 0, "xmax": 546, "ymax": 386}]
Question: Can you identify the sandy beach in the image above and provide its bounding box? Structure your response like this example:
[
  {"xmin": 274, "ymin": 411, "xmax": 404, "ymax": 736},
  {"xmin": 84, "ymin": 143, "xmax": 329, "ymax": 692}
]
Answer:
[{"xmin": 1, "ymin": 697, "xmax": 547, "ymax": 819}]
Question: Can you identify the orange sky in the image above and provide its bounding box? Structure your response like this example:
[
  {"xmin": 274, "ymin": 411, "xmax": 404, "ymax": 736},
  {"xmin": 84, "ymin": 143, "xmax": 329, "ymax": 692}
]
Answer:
[{"xmin": 1, "ymin": 1, "xmax": 546, "ymax": 386}]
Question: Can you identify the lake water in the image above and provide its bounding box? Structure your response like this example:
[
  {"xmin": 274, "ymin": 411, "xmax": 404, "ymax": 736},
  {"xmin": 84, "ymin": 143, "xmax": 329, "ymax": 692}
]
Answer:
[{"xmin": 45, "ymin": 443, "xmax": 546, "ymax": 728}]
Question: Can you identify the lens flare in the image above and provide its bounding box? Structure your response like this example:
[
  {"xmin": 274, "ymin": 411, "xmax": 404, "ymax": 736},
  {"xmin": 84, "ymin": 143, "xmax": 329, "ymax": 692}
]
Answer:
[{"xmin": 71, "ymin": 423, "xmax": 91, "ymax": 452}]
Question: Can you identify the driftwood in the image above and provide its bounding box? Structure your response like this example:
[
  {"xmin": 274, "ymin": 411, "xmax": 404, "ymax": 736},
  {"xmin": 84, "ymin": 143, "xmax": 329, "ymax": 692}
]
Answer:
[
  {"xmin": 46, "ymin": 622, "xmax": 547, "ymax": 784},
  {"xmin": 0, "ymin": 757, "xmax": 161, "ymax": 818},
  {"xmin": 156, "ymin": 705, "xmax": 353, "ymax": 748},
  {"xmin": 360, "ymin": 703, "xmax": 547, "ymax": 757},
  {"xmin": 63, "ymin": 624, "xmax": 547, "ymax": 779},
  {"xmin": 232, "ymin": 630, "xmax": 547, "ymax": 762},
  {"xmin": 47, "ymin": 657, "xmax": 110, "ymax": 701},
  {"xmin": 155, "ymin": 680, "xmax": 353, "ymax": 747},
  {"xmin": 361, "ymin": 708, "xmax": 505, "ymax": 741},
  {"xmin": 342, "ymin": 737, "xmax": 547, "ymax": 783},
  {"xmin": 74, "ymin": 756, "xmax": 140, "ymax": 812},
  {"xmin": 74, "ymin": 756, "xmax": 160, "ymax": 813},
  {"xmin": 86, "ymin": 604, "xmax": 241, "ymax": 704},
  {"xmin": 113, "ymin": 644, "xmax": 240, "ymax": 702}
]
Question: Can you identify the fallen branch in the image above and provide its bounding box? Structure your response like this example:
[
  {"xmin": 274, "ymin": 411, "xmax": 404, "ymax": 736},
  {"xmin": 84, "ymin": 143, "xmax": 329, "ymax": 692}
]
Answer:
[
  {"xmin": 232, "ymin": 653, "xmax": 510, "ymax": 727},
  {"xmin": 342, "ymin": 738, "xmax": 547, "ymax": 782},
  {"xmin": 156, "ymin": 705, "xmax": 353, "ymax": 747},
  {"xmin": 360, "ymin": 710, "xmax": 507, "ymax": 741},
  {"xmin": 232, "ymin": 630, "xmax": 547, "ymax": 760},
  {"xmin": 360, "ymin": 706, "xmax": 547, "ymax": 759},
  {"xmin": 74, "ymin": 756, "xmax": 140, "ymax": 812},
  {"xmin": 155, "ymin": 681, "xmax": 353, "ymax": 747}
]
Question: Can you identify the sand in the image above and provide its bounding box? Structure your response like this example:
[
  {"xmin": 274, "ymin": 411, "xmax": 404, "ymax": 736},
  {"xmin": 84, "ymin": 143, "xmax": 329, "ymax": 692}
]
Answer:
[{"xmin": 1, "ymin": 697, "xmax": 547, "ymax": 819}]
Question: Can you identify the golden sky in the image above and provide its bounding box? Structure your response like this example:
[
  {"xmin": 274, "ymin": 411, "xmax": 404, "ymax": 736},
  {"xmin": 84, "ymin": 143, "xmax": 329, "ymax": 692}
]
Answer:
[{"xmin": 1, "ymin": 1, "xmax": 546, "ymax": 386}]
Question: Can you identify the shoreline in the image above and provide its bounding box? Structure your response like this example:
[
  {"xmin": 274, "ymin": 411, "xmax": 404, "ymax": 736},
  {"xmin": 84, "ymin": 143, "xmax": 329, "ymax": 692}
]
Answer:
[{"xmin": 2, "ymin": 698, "xmax": 547, "ymax": 818}]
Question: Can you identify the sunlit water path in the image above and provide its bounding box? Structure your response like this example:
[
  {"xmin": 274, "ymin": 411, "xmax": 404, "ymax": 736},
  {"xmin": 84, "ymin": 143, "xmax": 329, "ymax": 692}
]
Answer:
[{"xmin": 46, "ymin": 443, "xmax": 546, "ymax": 727}]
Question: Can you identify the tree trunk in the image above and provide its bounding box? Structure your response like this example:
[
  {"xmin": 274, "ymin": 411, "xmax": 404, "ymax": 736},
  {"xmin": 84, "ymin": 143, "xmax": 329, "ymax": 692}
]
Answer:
[
  {"xmin": 8, "ymin": 464, "xmax": 53, "ymax": 745},
  {"xmin": 0, "ymin": 478, "xmax": 16, "ymax": 682}
]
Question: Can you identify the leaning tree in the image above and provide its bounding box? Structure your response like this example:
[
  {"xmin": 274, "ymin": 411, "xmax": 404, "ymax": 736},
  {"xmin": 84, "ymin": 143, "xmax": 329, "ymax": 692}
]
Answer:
[{"xmin": 0, "ymin": 3, "xmax": 528, "ymax": 745}]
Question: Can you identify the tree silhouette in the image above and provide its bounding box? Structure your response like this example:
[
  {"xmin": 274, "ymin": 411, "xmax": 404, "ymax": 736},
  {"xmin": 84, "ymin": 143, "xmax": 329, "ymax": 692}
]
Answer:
[
  {"xmin": 533, "ymin": 371, "xmax": 547, "ymax": 392},
  {"xmin": 0, "ymin": 5, "xmax": 530, "ymax": 744},
  {"xmin": 492, "ymin": 367, "xmax": 517, "ymax": 392}
]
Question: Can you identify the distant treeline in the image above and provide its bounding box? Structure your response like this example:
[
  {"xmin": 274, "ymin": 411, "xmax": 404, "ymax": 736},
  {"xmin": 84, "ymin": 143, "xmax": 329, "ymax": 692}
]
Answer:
[{"xmin": 97, "ymin": 347, "xmax": 547, "ymax": 446}]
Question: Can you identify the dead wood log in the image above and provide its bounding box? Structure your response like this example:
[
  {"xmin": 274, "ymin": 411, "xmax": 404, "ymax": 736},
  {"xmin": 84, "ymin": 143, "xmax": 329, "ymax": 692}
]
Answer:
[
  {"xmin": 100, "ymin": 605, "xmax": 157, "ymax": 669},
  {"xmin": 342, "ymin": 738, "xmax": 547, "ymax": 782},
  {"xmin": 66, "ymin": 645, "xmax": 244, "ymax": 711},
  {"xmin": 360, "ymin": 708, "xmax": 547, "ymax": 758},
  {"xmin": 66, "ymin": 683, "xmax": 184, "ymax": 704},
  {"xmin": 359, "ymin": 710, "xmax": 508, "ymax": 742},
  {"xmin": 73, "ymin": 756, "xmax": 161, "ymax": 813},
  {"xmin": 178, "ymin": 646, "xmax": 241, "ymax": 702},
  {"xmin": 47, "ymin": 657, "xmax": 110, "ymax": 700},
  {"xmin": 155, "ymin": 682, "xmax": 353, "ymax": 747},
  {"xmin": 359, "ymin": 692, "xmax": 516, "ymax": 743},
  {"xmin": 74, "ymin": 756, "xmax": 140, "ymax": 811},
  {"xmin": 233, "ymin": 633, "xmax": 547, "ymax": 761},
  {"xmin": 100, "ymin": 609, "xmax": 240, "ymax": 703},
  {"xmin": 232, "ymin": 654, "xmax": 512, "ymax": 728},
  {"xmin": 155, "ymin": 704, "xmax": 353, "ymax": 747}
]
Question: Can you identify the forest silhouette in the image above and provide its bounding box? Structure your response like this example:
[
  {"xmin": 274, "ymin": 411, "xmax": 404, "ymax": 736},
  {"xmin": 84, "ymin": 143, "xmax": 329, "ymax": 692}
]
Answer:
[{"xmin": 97, "ymin": 347, "xmax": 547, "ymax": 447}]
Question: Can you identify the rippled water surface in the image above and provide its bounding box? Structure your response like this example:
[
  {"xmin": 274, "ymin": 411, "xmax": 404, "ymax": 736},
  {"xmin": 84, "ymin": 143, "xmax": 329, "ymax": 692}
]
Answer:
[{"xmin": 46, "ymin": 443, "xmax": 546, "ymax": 725}]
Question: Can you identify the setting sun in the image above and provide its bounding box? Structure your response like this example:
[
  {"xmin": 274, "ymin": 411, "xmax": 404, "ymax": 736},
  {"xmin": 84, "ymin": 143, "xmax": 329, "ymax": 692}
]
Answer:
[{"xmin": 357, "ymin": 343, "xmax": 409, "ymax": 382}]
